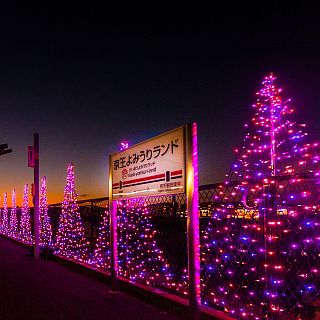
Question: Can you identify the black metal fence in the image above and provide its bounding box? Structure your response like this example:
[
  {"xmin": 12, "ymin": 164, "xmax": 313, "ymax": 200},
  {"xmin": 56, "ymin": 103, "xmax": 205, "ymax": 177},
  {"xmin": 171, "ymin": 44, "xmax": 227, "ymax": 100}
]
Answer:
[{"xmin": 199, "ymin": 175, "xmax": 320, "ymax": 319}]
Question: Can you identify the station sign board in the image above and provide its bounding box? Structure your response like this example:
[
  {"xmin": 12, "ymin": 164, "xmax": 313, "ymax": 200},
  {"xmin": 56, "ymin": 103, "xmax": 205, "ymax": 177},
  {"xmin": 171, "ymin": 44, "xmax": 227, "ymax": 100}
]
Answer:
[{"xmin": 110, "ymin": 126, "xmax": 186, "ymax": 199}]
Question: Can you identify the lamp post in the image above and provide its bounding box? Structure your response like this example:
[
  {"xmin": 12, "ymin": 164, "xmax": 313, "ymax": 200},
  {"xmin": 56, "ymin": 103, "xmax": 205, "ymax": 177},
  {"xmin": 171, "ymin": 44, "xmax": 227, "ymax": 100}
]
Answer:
[{"xmin": 0, "ymin": 144, "xmax": 12, "ymax": 157}]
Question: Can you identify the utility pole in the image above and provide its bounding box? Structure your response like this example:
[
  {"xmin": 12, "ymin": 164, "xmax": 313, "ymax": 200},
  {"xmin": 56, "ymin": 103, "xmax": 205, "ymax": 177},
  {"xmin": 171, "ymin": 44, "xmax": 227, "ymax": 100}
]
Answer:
[
  {"xmin": 34, "ymin": 133, "xmax": 40, "ymax": 257},
  {"xmin": 29, "ymin": 134, "xmax": 40, "ymax": 257}
]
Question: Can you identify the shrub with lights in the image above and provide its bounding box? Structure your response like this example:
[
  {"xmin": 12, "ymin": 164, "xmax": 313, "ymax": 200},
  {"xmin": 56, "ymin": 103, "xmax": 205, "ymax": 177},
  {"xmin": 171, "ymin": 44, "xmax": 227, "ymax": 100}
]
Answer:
[
  {"xmin": 117, "ymin": 199, "xmax": 189, "ymax": 294},
  {"xmin": 9, "ymin": 189, "xmax": 19, "ymax": 239},
  {"xmin": 89, "ymin": 208, "xmax": 111, "ymax": 269},
  {"xmin": 55, "ymin": 163, "xmax": 88, "ymax": 262},
  {"xmin": 0, "ymin": 193, "xmax": 9, "ymax": 235}
]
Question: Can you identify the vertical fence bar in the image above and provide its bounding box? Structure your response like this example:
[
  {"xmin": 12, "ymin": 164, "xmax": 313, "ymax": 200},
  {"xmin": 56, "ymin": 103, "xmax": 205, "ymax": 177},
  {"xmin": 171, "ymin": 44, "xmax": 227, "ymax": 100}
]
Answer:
[
  {"xmin": 186, "ymin": 123, "xmax": 200, "ymax": 319},
  {"xmin": 109, "ymin": 154, "xmax": 118, "ymax": 290}
]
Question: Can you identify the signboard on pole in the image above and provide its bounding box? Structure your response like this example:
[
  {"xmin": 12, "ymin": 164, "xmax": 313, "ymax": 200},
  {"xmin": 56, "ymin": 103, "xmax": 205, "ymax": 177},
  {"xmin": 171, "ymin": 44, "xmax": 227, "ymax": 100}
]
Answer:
[
  {"xmin": 28, "ymin": 146, "xmax": 34, "ymax": 168},
  {"xmin": 110, "ymin": 126, "xmax": 186, "ymax": 199}
]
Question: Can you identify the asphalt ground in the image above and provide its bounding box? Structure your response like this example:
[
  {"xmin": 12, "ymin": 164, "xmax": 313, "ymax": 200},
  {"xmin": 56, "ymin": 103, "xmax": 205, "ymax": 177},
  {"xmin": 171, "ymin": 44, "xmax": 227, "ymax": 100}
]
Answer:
[{"xmin": 0, "ymin": 236, "xmax": 181, "ymax": 320}]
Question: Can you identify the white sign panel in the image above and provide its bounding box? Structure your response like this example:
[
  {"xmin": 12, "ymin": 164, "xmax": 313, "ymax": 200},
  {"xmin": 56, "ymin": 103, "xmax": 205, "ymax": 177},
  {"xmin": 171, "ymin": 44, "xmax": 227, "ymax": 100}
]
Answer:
[{"xmin": 111, "ymin": 126, "xmax": 185, "ymax": 199}]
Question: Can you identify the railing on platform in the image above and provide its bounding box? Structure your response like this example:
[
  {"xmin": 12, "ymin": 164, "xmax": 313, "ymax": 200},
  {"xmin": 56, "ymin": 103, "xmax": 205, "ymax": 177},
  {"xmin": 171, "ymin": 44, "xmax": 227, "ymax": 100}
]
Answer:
[{"xmin": 1, "ymin": 177, "xmax": 320, "ymax": 319}]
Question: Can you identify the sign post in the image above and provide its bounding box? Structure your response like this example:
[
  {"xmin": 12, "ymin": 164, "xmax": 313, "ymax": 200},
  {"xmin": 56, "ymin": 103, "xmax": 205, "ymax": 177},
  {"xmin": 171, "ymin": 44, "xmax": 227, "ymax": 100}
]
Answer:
[
  {"xmin": 109, "ymin": 124, "xmax": 200, "ymax": 319},
  {"xmin": 32, "ymin": 134, "xmax": 40, "ymax": 258},
  {"xmin": 186, "ymin": 123, "xmax": 200, "ymax": 319}
]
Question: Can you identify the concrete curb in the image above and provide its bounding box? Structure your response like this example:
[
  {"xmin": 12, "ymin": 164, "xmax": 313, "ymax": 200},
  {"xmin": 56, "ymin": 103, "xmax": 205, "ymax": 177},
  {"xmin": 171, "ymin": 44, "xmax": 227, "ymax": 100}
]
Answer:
[{"xmin": 52, "ymin": 254, "xmax": 235, "ymax": 320}]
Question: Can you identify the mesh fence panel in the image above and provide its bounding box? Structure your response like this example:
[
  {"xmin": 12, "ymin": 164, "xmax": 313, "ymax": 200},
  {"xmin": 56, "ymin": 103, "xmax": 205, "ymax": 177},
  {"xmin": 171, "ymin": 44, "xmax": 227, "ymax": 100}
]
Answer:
[
  {"xmin": 49, "ymin": 198, "xmax": 111, "ymax": 268},
  {"xmin": 116, "ymin": 194, "xmax": 189, "ymax": 296},
  {"xmin": 200, "ymin": 176, "xmax": 320, "ymax": 319}
]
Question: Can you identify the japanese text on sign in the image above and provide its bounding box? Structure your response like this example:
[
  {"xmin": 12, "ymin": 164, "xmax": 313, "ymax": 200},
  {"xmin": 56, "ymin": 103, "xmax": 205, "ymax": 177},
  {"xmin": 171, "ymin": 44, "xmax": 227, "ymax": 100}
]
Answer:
[
  {"xmin": 113, "ymin": 139, "xmax": 179, "ymax": 171},
  {"xmin": 110, "ymin": 126, "xmax": 186, "ymax": 199}
]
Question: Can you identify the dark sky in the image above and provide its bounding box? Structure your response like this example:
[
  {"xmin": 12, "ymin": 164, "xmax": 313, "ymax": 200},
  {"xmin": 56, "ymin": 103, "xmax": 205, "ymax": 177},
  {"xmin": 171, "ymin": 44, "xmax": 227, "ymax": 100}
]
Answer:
[{"xmin": 1, "ymin": 5, "xmax": 320, "ymax": 204}]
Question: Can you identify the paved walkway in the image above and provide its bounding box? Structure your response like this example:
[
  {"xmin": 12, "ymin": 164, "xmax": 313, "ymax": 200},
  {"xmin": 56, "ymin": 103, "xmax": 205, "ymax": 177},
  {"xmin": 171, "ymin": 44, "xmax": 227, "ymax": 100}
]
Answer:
[{"xmin": 0, "ymin": 237, "xmax": 180, "ymax": 320}]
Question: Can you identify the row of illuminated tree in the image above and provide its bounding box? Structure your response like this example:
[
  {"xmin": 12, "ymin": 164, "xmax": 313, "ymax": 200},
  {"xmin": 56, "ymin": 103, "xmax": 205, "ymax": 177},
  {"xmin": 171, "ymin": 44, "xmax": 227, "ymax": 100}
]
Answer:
[
  {"xmin": 0, "ymin": 164, "xmax": 111, "ymax": 268},
  {"xmin": 0, "ymin": 178, "xmax": 52, "ymax": 247}
]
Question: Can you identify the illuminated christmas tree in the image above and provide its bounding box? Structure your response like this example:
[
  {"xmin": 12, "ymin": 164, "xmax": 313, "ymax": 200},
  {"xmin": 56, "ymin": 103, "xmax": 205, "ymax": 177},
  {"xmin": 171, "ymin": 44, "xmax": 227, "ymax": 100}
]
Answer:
[
  {"xmin": 90, "ymin": 209, "xmax": 111, "ymax": 269},
  {"xmin": 201, "ymin": 74, "xmax": 320, "ymax": 319},
  {"xmin": 19, "ymin": 184, "xmax": 34, "ymax": 244},
  {"xmin": 9, "ymin": 189, "xmax": 19, "ymax": 239},
  {"xmin": 1, "ymin": 193, "xmax": 9, "ymax": 235},
  {"xmin": 39, "ymin": 176, "xmax": 53, "ymax": 247},
  {"xmin": 227, "ymin": 73, "xmax": 319, "ymax": 182},
  {"xmin": 55, "ymin": 163, "xmax": 88, "ymax": 261}
]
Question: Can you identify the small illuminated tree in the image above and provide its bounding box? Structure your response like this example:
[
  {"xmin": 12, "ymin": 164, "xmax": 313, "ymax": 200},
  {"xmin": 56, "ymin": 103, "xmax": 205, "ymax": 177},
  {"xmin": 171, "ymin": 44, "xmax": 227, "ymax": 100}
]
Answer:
[
  {"xmin": 55, "ymin": 163, "xmax": 88, "ymax": 261},
  {"xmin": 9, "ymin": 189, "xmax": 19, "ymax": 239},
  {"xmin": 39, "ymin": 176, "xmax": 53, "ymax": 247},
  {"xmin": 1, "ymin": 193, "xmax": 9, "ymax": 235},
  {"xmin": 20, "ymin": 184, "xmax": 34, "ymax": 245}
]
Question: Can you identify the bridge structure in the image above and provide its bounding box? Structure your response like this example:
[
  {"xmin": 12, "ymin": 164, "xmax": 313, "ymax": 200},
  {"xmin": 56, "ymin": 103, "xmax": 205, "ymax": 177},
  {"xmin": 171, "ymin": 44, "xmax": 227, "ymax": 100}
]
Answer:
[{"xmin": 1, "ymin": 74, "xmax": 320, "ymax": 319}]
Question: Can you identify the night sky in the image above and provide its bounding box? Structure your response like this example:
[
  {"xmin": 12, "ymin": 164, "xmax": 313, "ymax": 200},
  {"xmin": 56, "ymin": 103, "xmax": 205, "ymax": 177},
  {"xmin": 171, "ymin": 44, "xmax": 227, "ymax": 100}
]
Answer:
[{"xmin": 0, "ymin": 5, "xmax": 320, "ymax": 205}]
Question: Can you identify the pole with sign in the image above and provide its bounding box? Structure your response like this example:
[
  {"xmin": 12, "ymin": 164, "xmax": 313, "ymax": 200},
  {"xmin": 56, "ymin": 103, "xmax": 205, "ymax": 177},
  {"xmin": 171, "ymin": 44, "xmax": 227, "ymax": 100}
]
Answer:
[
  {"xmin": 34, "ymin": 133, "xmax": 40, "ymax": 258},
  {"xmin": 28, "ymin": 134, "xmax": 40, "ymax": 258},
  {"xmin": 109, "ymin": 124, "xmax": 200, "ymax": 318}
]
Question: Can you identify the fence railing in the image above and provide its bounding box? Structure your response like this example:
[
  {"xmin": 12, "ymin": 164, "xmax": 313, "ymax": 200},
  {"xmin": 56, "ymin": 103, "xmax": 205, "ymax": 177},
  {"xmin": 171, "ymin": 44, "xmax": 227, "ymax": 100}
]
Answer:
[{"xmin": 1, "ymin": 177, "xmax": 320, "ymax": 319}]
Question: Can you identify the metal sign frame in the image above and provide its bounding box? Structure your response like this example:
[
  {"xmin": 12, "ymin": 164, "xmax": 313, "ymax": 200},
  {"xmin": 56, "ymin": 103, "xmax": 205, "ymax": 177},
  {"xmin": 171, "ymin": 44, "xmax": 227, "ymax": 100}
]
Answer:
[{"xmin": 110, "ymin": 125, "xmax": 187, "ymax": 199}]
